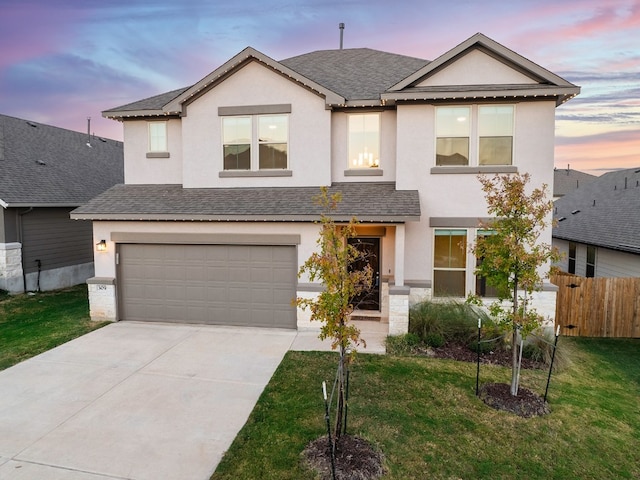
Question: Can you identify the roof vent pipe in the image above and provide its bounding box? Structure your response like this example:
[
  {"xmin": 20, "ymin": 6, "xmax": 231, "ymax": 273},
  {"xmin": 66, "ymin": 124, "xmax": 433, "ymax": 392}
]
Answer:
[
  {"xmin": 339, "ymin": 23, "xmax": 345, "ymax": 49},
  {"xmin": 625, "ymin": 177, "xmax": 628, "ymax": 189},
  {"xmin": 86, "ymin": 117, "xmax": 92, "ymax": 147}
]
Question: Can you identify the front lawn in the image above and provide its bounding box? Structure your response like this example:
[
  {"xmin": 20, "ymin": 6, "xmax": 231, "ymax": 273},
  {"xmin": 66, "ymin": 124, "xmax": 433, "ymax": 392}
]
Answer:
[
  {"xmin": 211, "ymin": 338, "xmax": 640, "ymax": 480},
  {"xmin": 0, "ymin": 285, "xmax": 108, "ymax": 370}
]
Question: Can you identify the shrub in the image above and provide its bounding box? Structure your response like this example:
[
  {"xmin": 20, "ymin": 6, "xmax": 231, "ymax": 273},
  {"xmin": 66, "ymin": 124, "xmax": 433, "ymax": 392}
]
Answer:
[
  {"xmin": 409, "ymin": 299, "xmax": 491, "ymax": 346},
  {"xmin": 522, "ymin": 328, "xmax": 573, "ymax": 372},
  {"xmin": 385, "ymin": 333, "xmax": 421, "ymax": 355}
]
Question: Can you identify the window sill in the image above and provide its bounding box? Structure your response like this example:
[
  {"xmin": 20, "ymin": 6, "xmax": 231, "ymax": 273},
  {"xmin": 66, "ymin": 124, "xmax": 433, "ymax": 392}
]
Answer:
[
  {"xmin": 146, "ymin": 152, "xmax": 170, "ymax": 158},
  {"xmin": 219, "ymin": 170, "xmax": 293, "ymax": 178},
  {"xmin": 344, "ymin": 169, "xmax": 383, "ymax": 177},
  {"xmin": 430, "ymin": 165, "xmax": 517, "ymax": 174}
]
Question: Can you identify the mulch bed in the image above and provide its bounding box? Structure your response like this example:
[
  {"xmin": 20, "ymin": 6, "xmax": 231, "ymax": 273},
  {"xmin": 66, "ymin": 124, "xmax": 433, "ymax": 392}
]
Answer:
[
  {"xmin": 417, "ymin": 342, "xmax": 550, "ymax": 417},
  {"xmin": 303, "ymin": 434, "xmax": 385, "ymax": 480}
]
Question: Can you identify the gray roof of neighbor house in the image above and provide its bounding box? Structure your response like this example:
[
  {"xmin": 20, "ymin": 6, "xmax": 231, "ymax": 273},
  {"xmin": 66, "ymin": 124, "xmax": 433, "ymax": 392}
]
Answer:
[
  {"xmin": 553, "ymin": 168, "xmax": 597, "ymax": 198},
  {"xmin": 0, "ymin": 114, "xmax": 124, "ymax": 207},
  {"xmin": 553, "ymin": 168, "xmax": 640, "ymax": 254},
  {"xmin": 71, "ymin": 183, "xmax": 421, "ymax": 223}
]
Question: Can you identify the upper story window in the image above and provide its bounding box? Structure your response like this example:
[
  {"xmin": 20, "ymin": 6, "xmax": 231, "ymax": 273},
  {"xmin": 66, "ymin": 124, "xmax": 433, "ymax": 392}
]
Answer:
[
  {"xmin": 148, "ymin": 122, "xmax": 167, "ymax": 152},
  {"xmin": 479, "ymin": 106, "xmax": 513, "ymax": 166},
  {"xmin": 436, "ymin": 107, "xmax": 470, "ymax": 166},
  {"xmin": 222, "ymin": 114, "xmax": 288, "ymax": 170},
  {"xmin": 436, "ymin": 105, "xmax": 514, "ymax": 167},
  {"xmin": 348, "ymin": 113, "xmax": 380, "ymax": 169}
]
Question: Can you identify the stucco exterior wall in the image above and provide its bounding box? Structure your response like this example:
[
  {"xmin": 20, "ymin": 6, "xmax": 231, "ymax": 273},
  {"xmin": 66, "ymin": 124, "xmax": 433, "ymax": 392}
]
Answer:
[
  {"xmin": 180, "ymin": 61, "xmax": 331, "ymax": 188},
  {"xmin": 123, "ymin": 118, "xmax": 183, "ymax": 184},
  {"xmin": 417, "ymin": 49, "xmax": 538, "ymax": 86},
  {"xmin": 396, "ymin": 100, "xmax": 556, "ymax": 290}
]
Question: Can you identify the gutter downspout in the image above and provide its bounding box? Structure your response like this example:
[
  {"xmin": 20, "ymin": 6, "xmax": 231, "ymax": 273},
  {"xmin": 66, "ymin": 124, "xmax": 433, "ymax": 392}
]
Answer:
[{"xmin": 17, "ymin": 207, "xmax": 33, "ymax": 293}]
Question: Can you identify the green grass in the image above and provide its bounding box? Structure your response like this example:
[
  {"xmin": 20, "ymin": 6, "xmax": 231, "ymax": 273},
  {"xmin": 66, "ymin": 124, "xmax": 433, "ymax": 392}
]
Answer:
[
  {"xmin": 0, "ymin": 285, "xmax": 108, "ymax": 370},
  {"xmin": 211, "ymin": 338, "xmax": 640, "ymax": 480}
]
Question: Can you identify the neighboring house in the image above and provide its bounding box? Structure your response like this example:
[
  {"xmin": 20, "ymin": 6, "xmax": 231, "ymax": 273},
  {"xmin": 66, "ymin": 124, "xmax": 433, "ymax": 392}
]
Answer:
[
  {"xmin": 0, "ymin": 114, "xmax": 123, "ymax": 293},
  {"xmin": 553, "ymin": 166, "xmax": 597, "ymax": 200},
  {"xmin": 554, "ymin": 167, "xmax": 640, "ymax": 278},
  {"xmin": 72, "ymin": 33, "xmax": 579, "ymax": 334}
]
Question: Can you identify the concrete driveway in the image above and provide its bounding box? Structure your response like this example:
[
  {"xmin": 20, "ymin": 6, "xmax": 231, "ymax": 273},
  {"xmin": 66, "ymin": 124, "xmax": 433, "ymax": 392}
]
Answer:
[{"xmin": 0, "ymin": 322, "xmax": 297, "ymax": 480}]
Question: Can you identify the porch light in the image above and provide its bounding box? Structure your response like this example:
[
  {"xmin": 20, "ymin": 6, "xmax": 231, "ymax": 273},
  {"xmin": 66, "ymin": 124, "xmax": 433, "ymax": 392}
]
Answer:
[{"xmin": 96, "ymin": 240, "xmax": 107, "ymax": 252}]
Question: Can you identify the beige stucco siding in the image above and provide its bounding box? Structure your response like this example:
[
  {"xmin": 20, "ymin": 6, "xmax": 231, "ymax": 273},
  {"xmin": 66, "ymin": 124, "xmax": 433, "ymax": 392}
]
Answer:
[
  {"xmin": 395, "ymin": 101, "xmax": 556, "ymax": 288},
  {"xmin": 179, "ymin": 61, "xmax": 331, "ymax": 188},
  {"xmin": 417, "ymin": 49, "xmax": 538, "ymax": 87},
  {"xmin": 123, "ymin": 118, "xmax": 183, "ymax": 184}
]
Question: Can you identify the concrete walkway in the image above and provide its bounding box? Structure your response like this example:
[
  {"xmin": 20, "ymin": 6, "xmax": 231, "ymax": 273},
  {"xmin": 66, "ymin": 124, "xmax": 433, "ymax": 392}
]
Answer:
[{"xmin": 0, "ymin": 321, "xmax": 386, "ymax": 480}]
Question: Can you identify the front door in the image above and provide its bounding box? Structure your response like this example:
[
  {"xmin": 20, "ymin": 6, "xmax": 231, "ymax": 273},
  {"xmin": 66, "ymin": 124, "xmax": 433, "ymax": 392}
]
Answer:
[{"xmin": 348, "ymin": 237, "xmax": 380, "ymax": 311}]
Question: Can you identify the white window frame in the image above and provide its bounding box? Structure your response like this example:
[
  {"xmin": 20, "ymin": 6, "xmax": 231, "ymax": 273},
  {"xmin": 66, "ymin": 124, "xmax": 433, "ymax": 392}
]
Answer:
[
  {"xmin": 221, "ymin": 114, "xmax": 289, "ymax": 171},
  {"xmin": 435, "ymin": 104, "xmax": 515, "ymax": 167},
  {"xmin": 148, "ymin": 121, "xmax": 168, "ymax": 153}
]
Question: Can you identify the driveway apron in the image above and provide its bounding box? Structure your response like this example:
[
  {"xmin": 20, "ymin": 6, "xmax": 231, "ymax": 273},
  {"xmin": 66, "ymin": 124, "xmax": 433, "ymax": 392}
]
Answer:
[{"xmin": 0, "ymin": 322, "xmax": 296, "ymax": 480}]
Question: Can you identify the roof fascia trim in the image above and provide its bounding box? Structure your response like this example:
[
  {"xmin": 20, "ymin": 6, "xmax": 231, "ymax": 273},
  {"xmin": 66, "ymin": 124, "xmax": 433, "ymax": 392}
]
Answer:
[
  {"xmin": 70, "ymin": 213, "xmax": 420, "ymax": 222},
  {"xmin": 382, "ymin": 85, "xmax": 580, "ymax": 105}
]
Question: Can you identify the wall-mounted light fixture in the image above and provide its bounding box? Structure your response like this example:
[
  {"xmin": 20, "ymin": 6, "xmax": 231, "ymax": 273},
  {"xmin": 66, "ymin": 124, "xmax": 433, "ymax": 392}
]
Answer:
[{"xmin": 96, "ymin": 240, "xmax": 107, "ymax": 252}]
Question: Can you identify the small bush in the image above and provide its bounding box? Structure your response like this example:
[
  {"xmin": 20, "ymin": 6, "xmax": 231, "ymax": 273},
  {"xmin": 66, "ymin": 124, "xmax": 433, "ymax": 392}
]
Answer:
[
  {"xmin": 425, "ymin": 332, "xmax": 445, "ymax": 348},
  {"xmin": 409, "ymin": 299, "xmax": 491, "ymax": 346},
  {"xmin": 522, "ymin": 328, "xmax": 573, "ymax": 371},
  {"xmin": 385, "ymin": 333, "xmax": 422, "ymax": 355}
]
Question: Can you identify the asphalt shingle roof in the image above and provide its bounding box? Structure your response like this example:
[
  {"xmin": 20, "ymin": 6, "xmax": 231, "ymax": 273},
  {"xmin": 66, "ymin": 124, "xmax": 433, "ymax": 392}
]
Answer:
[
  {"xmin": 0, "ymin": 114, "xmax": 124, "ymax": 206},
  {"xmin": 102, "ymin": 87, "xmax": 190, "ymax": 113},
  {"xmin": 553, "ymin": 168, "xmax": 597, "ymax": 197},
  {"xmin": 71, "ymin": 183, "xmax": 421, "ymax": 222},
  {"xmin": 280, "ymin": 48, "xmax": 429, "ymax": 101},
  {"xmin": 553, "ymin": 168, "xmax": 640, "ymax": 253}
]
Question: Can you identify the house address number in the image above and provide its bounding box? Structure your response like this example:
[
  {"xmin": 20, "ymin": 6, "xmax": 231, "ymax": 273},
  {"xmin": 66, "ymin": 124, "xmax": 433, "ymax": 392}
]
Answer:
[{"xmin": 97, "ymin": 285, "xmax": 107, "ymax": 291}]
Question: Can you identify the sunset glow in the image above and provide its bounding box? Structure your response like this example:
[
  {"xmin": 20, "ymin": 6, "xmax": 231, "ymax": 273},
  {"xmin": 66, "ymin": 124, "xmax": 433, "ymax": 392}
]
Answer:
[{"xmin": 1, "ymin": 0, "xmax": 637, "ymax": 174}]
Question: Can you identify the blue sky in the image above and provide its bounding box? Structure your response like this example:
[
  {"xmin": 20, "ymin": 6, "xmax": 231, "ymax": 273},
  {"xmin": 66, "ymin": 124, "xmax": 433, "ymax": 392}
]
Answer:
[{"xmin": 1, "ymin": 0, "xmax": 638, "ymax": 173}]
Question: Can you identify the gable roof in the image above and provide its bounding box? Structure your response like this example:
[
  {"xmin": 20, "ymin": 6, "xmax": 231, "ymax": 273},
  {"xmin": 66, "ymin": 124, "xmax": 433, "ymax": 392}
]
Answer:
[
  {"xmin": 383, "ymin": 33, "xmax": 580, "ymax": 105},
  {"xmin": 553, "ymin": 168, "xmax": 598, "ymax": 198},
  {"xmin": 103, "ymin": 33, "xmax": 579, "ymax": 120},
  {"xmin": 553, "ymin": 168, "xmax": 640, "ymax": 254},
  {"xmin": 71, "ymin": 182, "xmax": 421, "ymax": 223},
  {"xmin": 0, "ymin": 114, "xmax": 124, "ymax": 208}
]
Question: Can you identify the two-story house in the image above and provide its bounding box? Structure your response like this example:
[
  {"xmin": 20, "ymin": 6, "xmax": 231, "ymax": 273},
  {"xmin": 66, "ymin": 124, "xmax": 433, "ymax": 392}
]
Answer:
[{"xmin": 72, "ymin": 33, "xmax": 579, "ymax": 334}]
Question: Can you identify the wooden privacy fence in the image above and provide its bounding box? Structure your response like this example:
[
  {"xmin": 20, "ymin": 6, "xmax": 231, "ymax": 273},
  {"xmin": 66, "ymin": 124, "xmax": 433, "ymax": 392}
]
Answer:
[{"xmin": 551, "ymin": 273, "xmax": 640, "ymax": 338}]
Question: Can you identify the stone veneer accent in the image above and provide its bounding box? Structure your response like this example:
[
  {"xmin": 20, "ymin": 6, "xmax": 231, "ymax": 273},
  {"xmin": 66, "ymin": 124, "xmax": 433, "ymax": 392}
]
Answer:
[
  {"xmin": 87, "ymin": 277, "xmax": 117, "ymax": 321},
  {"xmin": 388, "ymin": 287, "xmax": 410, "ymax": 335},
  {"xmin": 0, "ymin": 243, "xmax": 24, "ymax": 293}
]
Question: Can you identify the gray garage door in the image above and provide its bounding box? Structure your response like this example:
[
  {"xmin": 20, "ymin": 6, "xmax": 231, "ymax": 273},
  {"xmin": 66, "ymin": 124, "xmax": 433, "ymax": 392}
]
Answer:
[{"xmin": 117, "ymin": 244, "xmax": 297, "ymax": 328}]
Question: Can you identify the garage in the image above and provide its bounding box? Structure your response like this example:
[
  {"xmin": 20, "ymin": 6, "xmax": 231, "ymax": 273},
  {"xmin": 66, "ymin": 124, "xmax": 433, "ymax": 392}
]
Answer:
[{"xmin": 117, "ymin": 243, "xmax": 297, "ymax": 328}]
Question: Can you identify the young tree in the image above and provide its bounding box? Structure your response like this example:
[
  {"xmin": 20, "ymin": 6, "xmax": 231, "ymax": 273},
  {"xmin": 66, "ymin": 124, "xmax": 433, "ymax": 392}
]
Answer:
[
  {"xmin": 295, "ymin": 187, "xmax": 373, "ymax": 439},
  {"xmin": 471, "ymin": 173, "xmax": 558, "ymax": 396}
]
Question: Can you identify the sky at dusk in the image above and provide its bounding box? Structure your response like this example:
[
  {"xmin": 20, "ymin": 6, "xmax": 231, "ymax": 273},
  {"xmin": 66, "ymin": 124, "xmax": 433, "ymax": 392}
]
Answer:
[{"xmin": 1, "ymin": 0, "xmax": 638, "ymax": 174}]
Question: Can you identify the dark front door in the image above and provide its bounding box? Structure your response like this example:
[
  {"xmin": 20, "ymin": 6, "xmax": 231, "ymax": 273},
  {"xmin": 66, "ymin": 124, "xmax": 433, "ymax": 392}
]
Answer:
[{"xmin": 348, "ymin": 237, "xmax": 380, "ymax": 311}]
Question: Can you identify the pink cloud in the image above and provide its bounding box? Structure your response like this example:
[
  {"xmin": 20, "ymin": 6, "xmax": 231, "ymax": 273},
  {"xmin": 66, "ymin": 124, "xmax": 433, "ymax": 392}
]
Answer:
[
  {"xmin": 0, "ymin": 4, "xmax": 91, "ymax": 69},
  {"xmin": 556, "ymin": 129, "xmax": 640, "ymax": 172}
]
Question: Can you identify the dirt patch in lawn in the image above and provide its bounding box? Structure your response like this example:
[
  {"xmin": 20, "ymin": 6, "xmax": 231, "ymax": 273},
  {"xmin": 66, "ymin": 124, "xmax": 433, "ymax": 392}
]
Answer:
[{"xmin": 303, "ymin": 434, "xmax": 385, "ymax": 480}]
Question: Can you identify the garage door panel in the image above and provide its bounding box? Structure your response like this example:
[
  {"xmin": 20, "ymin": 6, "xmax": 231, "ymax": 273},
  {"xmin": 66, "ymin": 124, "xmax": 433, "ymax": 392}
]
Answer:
[{"xmin": 118, "ymin": 244, "xmax": 296, "ymax": 328}]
